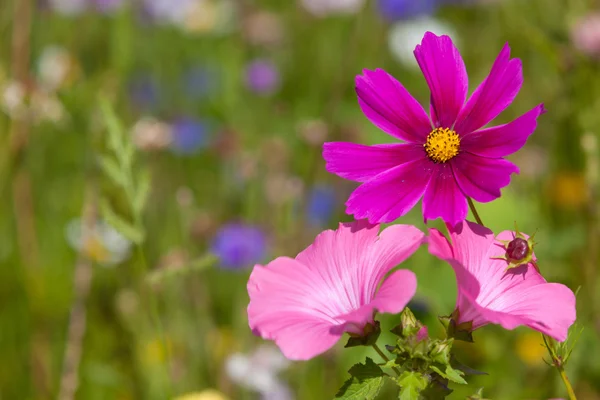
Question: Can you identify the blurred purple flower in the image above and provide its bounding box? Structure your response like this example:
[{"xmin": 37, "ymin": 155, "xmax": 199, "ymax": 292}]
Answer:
[
  {"xmin": 245, "ymin": 59, "xmax": 280, "ymax": 96},
  {"xmin": 128, "ymin": 75, "xmax": 160, "ymax": 111},
  {"xmin": 182, "ymin": 66, "xmax": 219, "ymax": 100},
  {"xmin": 306, "ymin": 185, "xmax": 336, "ymax": 226},
  {"xmin": 94, "ymin": 0, "xmax": 125, "ymax": 13},
  {"xmin": 211, "ymin": 223, "xmax": 267, "ymax": 270},
  {"xmin": 377, "ymin": 0, "xmax": 438, "ymax": 21},
  {"xmin": 170, "ymin": 117, "xmax": 212, "ymax": 154}
]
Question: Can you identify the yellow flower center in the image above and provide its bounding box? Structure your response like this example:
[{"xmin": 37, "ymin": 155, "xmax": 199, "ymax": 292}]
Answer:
[{"xmin": 424, "ymin": 127, "xmax": 461, "ymax": 163}]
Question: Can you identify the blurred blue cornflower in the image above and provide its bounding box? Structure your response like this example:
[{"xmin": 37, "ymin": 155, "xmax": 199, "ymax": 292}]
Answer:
[
  {"xmin": 211, "ymin": 223, "xmax": 267, "ymax": 270},
  {"xmin": 182, "ymin": 65, "xmax": 219, "ymax": 100},
  {"xmin": 244, "ymin": 59, "xmax": 280, "ymax": 96},
  {"xmin": 169, "ymin": 117, "xmax": 213, "ymax": 154},
  {"xmin": 128, "ymin": 74, "xmax": 160, "ymax": 111},
  {"xmin": 306, "ymin": 184, "xmax": 337, "ymax": 227},
  {"xmin": 376, "ymin": 0, "xmax": 439, "ymax": 21}
]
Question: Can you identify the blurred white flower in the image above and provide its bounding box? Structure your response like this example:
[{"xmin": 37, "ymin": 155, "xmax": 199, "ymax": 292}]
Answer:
[
  {"xmin": 1, "ymin": 80, "xmax": 67, "ymax": 124},
  {"xmin": 1, "ymin": 80, "xmax": 27, "ymax": 119},
  {"xmin": 66, "ymin": 219, "xmax": 132, "ymax": 266},
  {"xmin": 225, "ymin": 345, "xmax": 293, "ymax": 399},
  {"xmin": 388, "ymin": 17, "xmax": 457, "ymax": 67},
  {"xmin": 132, "ymin": 116, "xmax": 173, "ymax": 151},
  {"xmin": 48, "ymin": 0, "xmax": 88, "ymax": 16},
  {"xmin": 145, "ymin": 0, "xmax": 236, "ymax": 35},
  {"xmin": 300, "ymin": 0, "xmax": 365, "ymax": 16},
  {"xmin": 37, "ymin": 46, "xmax": 73, "ymax": 91}
]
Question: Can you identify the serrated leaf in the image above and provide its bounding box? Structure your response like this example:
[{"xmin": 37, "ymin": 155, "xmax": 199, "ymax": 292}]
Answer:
[
  {"xmin": 398, "ymin": 371, "xmax": 428, "ymax": 400},
  {"xmin": 431, "ymin": 365, "xmax": 467, "ymax": 385},
  {"xmin": 99, "ymin": 155, "xmax": 125, "ymax": 187},
  {"xmin": 335, "ymin": 358, "xmax": 385, "ymax": 400},
  {"xmin": 133, "ymin": 169, "xmax": 151, "ymax": 214},
  {"xmin": 100, "ymin": 199, "xmax": 144, "ymax": 244}
]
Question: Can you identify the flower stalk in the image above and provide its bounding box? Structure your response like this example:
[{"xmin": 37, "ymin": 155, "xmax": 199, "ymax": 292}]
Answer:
[
  {"xmin": 372, "ymin": 343, "xmax": 400, "ymax": 376},
  {"xmin": 467, "ymin": 197, "xmax": 484, "ymax": 226},
  {"xmin": 542, "ymin": 334, "xmax": 577, "ymax": 400}
]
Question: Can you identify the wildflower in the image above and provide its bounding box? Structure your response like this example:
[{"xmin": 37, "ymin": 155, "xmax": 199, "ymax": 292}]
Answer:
[
  {"xmin": 48, "ymin": 0, "xmax": 87, "ymax": 16},
  {"xmin": 170, "ymin": 117, "xmax": 213, "ymax": 154},
  {"xmin": 37, "ymin": 46, "xmax": 77, "ymax": 91},
  {"xmin": 225, "ymin": 345, "xmax": 293, "ymax": 400},
  {"xmin": 245, "ymin": 59, "xmax": 280, "ymax": 96},
  {"xmin": 65, "ymin": 219, "xmax": 132, "ymax": 266},
  {"xmin": 377, "ymin": 0, "xmax": 438, "ymax": 22},
  {"xmin": 388, "ymin": 17, "xmax": 457, "ymax": 68},
  {"xmin": 515, "ymin": 331, "xmax": 546, "ymax": 367},
  {"xmin": 306, "ymin": 184, "xmax": 337, "ymax": 226},
  {"xmin": 428, "ymin": 221, "xmax": 576, "ymax": 341},
  {"xmin": 211, "ymin": 223, "xmax": 267, "ymax": 270},
  {"xmin": 128, "ymin": 74, "xmax": 160, "ymax": 111},
  {"xmin": 131, "ymin": 116, "xmax": 172, "ymax": 151},
  {"xmin": 324, "ymin": 32, "xmax": 544, "ymax": 224},
  {"xmin": 571, "ymin": 13, "xmax": 600, "ymax": 59},
  {"xmin": 173, "ymin": 390, "xmax": 229, "ymax": 400},
  {"xmin": 182, "ymin": 65, "xmax": 219, "ymax": 100},
  {"xmin": 94, "ymin": 0, "xmax": 126, "ymax": 14},
  {"xmin": 242, "ymin": 11, "xmax": 285, "ymax": 48},
  {"xmin": 300, "ymin": 0, "xmax": 365, "ymax": 17},
  {"xmin": 248, "ymin": 220, "xmax": 422, "ymax": 360},
  {"xmin": 297, "ymin": 119, "xmax": 329, "ymax": 146}
]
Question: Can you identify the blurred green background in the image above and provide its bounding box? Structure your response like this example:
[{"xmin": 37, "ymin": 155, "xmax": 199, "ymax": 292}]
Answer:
[{"xmin": 1, "ymin": 0, "xmax": 599, "ymax": 399}]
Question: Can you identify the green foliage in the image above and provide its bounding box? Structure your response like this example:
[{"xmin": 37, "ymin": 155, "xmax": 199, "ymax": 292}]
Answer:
[
  {"xmin": 97, "ymin": 98, "xmax": 151, "ymax": 244},
  {"xmin": 335, "ymin": 358, "xmax": 386, "ymax": 400},
  {"xmin": 397, "ymin": 371, "xmax": 428, "ymax": 400}
]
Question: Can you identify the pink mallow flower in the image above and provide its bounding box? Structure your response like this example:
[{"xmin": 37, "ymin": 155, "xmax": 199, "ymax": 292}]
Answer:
[
  {"xmin": 428, "ymin": 221, "xmax": 576, "ymax": 341},
  {"xmin": 247, "ymin": 220, "xmax": 423, "ymax": 360},
  {"xmin": 323, "ymin": 32, "xmax": 545, "ymax": 224}
]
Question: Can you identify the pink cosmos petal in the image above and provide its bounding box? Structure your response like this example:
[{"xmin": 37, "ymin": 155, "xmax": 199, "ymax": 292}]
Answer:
[
  {"xmin": 346, "ymin": 157, "xmax": 434, "ymax": 223},
  {"xmin": 414, "ymin": 32, "xmax": 468, "ymax": 128},
  {"xmin": 454, "ymin": 43, "xmax": 523, "ymax": 135},
  {"xmin": 323, "ymin": 142, "xmax": 424, "ymax": 182},
  {"xmin": 451, "ymin": 152, "xmax": 520, "ymax": 203},
  {"xmin": 422, "ymin": 163, "xmax": 468, "ymax": 224},
  {"xmin": 248, "ymin": 222, "xmax": 423, "ymax": 360},
  {"xmin": 356, "ymin": 68, "xmax": 432, "ymax": 143},
  {"xmin": 460, "ymin": 104, "xmax": 545, "ymax": 158},
  {"xmin": 427, "ymin": 221, "xmax": 577, "ymax": 342}
]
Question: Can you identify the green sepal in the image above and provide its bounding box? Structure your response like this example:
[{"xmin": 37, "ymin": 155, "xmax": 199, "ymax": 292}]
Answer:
[
  {"xmin": 344, "ymin": 321, "xmax": 381, "ymax": 348},
  {"xmin": 391, "ymin": 307, "xmax": 422, "ymax": 338},
  {"xmin": 428, "ymin": 338, "xmax": 454, "ymax": 365},
  {"xmin": 441, "ymin": 310, "xmax": 474, "ymax": 342}
]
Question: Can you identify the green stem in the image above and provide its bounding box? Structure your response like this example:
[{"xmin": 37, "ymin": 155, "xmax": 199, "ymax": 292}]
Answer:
[
  {"xmin": 467, "ymin": 197, "xmax": 484, "ymax": 226},
  {"xmin": 543, "ymin": 334, "xmax": 577, "ymax": 400},
  {"xmin": 372, "ymin": 344, "xmax": 400, "ymax": 376},
  {"xmin": 558, "ymin": 367, "xmax": 577, "ymax": 400}
]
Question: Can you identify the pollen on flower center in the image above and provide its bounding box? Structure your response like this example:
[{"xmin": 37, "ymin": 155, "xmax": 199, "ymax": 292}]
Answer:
[{"xmin": 423, "ymin": 128, "xmax": 460, "ymax": 163}]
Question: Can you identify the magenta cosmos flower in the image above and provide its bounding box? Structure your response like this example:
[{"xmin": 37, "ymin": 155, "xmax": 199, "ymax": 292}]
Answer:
[
  {"xmin": 428, "ymin": 221, "xmax": 576, "ymax": 341},
  {"xmin": 323, "ymin": 32, "xmax": 545, "ymax": 224},
  {"xmin": 247, "ymin": 220, "xmax": 423, "ymax": 360}
]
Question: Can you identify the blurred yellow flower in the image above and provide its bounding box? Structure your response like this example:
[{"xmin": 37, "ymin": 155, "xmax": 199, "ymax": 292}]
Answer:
[
  {"xmin": 141, "ymin": 337, "xmax": 173, "ymax": 366},
  {"xmin": 173, "ymin": 389, "xmax": 229, "ymax": 400},
  {"xmin": 515, "ymin": 331, "xmax": 546, "ymax": 367},
  {"xmin": 548, "ymin": 172, "xmax": 588, "ymax": 209}
]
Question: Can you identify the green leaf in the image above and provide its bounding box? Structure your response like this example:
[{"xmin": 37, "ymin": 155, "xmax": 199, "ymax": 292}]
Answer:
[
  {"xmin": 335, "ymin": 358, "xmax": 386, "ymax": 400},
  {"xmin": 397, "ymin": 371, "xmax": 428, "ymax": 400},
  {"xmin": 99, "ymin": 97, "xmax": 124, "ymax": 156},
  {"xmin": 430, "ymin": 365, "xmax": 467, "ymax": 385},
  {"xmin": 99, "ymin": 155, "xmax": 125, "ymax": 187},
  {"xmin": 146, "ymin": 254, "xmax": 218, "ymax": 285},
  {"xmin": 133, "ymin": 169, "xmax": 151, "ymax": 214},
  {"xmin": 99, "ymin": 198, "xmax": 144, "ymax": 244}
]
